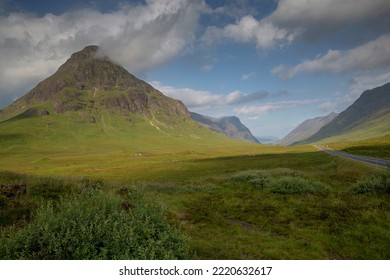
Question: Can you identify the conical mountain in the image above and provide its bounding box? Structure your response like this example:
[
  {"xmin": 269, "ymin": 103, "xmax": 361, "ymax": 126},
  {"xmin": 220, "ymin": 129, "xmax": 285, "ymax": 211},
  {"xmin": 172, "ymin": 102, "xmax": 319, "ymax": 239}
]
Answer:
[{"xmin": 2, "ymin": 45, "xmax": 189, "ymax": 122}]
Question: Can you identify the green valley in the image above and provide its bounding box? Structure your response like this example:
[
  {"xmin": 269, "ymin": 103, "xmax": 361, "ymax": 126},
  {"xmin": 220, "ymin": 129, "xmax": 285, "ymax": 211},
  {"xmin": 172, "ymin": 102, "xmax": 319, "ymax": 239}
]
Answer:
[{"xmin": 0, "ymin": 46, "xmax": 389, "ymax": 260}]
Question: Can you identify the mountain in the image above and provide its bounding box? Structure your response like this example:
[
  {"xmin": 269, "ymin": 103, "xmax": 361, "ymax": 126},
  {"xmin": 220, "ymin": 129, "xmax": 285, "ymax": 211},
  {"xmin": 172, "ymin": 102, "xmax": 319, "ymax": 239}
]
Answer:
[
  {"xmin": 190, "ymin": 112, "xmax": 259, "ymax": 143},
  {"xmin": 0, "ymin": 46, "xmax": 240, "ymax": 158},
  {"xmin": 301, "ymin": 82, "xmax": 390, "ymax": 143},
  {"xmin": 256, "ymin": 136, "xmax": 280, "ymax": 144},
  {"xmin": 278, "ymin": 112, "xmax": 338, "ymax": 146},
  {"xmin": 1, "ymin": 45, "xmax": 189, "ymax": 123}
]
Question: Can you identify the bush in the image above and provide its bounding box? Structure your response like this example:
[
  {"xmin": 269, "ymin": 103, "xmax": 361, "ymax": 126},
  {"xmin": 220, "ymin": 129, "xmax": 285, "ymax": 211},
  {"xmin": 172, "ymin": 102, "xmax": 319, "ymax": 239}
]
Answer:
[
  {"xmin": 350, "ymin": 169, "xmax": 390, "ymax": 194},
  {"xmin": 0, "ymin": 190, "xmax": 188, "ymax": 259},
  {"xmin": 267, "ymin": 168, "xmax": 302, "ymax": 178},
  {"xmin": 267, "ymin": 177, "xmax": 330, "ymax": 195},
  {"xmin": 231, "ymin": 170, "xmax": 266, "ymax": 181},
  {"xmin": 231, "ymin": 170, "xmax": 270, "ymax": 188}
]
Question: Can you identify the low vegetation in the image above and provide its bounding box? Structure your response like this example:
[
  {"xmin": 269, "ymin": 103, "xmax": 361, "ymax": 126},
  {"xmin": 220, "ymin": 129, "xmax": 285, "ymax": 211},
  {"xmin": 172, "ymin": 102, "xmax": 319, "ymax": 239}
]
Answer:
[
  {"xmin": 327, "ymin": 134, "xmax": 390, "ymax": 160},
  {"xmin": 350, "ymin": 168, "xmax": 390, "ymax": 194},
  {"xmin": 0, "ymin": 173, "xmax": 188, "ymax": 260}
]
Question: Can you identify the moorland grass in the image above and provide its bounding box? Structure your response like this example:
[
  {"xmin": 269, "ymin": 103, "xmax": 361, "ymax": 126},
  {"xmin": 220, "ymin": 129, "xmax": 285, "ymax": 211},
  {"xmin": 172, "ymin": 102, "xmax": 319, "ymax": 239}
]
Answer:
[
  {"xmin": 0, "ymin": 125, "xmax": 388, "ymax": 260},
  {"xmin": 0, "ymin": 173, "xmax": 188, "ymax": 259},
  {"xmin": 350, "ymin": 168, "xmax": 390, "ymax": 194},
  {"xmin": 147, "ymin": 168, "xmax": 389, "ymax": 259},
  {"xmin": 326, "ymin": 134, "xmax": 390, "ymax": 160}
]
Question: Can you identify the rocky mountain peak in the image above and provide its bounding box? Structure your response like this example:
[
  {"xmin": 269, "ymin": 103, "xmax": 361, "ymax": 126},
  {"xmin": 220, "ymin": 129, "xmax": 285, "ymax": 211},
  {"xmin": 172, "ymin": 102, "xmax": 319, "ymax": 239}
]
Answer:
[{"xmin": 5, "ymin": 46, "xmax": 190, "ymax": 121}]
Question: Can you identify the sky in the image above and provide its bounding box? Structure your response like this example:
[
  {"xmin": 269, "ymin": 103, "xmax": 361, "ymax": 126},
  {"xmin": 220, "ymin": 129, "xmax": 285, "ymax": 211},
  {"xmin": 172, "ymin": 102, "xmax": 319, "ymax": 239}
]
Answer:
[{"xmin": 0, "ymin": 0, "xmax": 390, "ymax": 138}]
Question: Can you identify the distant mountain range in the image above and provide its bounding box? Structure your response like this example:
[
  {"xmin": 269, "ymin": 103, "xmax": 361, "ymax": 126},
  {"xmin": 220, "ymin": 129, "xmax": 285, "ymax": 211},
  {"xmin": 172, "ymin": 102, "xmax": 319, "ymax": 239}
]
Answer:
[
  {"xmin": 190, "ymin": 112, "xmax": 259, "ymax": 143},
  {"xmin": 281, "ymin": 82, "xmax": 390, "ymax": 145},
  {"xmin": 278, "ymin": 112, "xmax": 337, "ymax": 146}
]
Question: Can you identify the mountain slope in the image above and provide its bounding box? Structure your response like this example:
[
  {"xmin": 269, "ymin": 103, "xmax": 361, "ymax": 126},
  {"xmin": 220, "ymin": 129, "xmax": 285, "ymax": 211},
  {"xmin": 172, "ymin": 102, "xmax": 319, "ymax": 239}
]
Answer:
[
  {"xmin": 278, "ymin": 112, "xmax": 337, "ymax": 146},
  {"xmin": 0, "ymin": 46, "xmax": 244, "ymax": 160},
  {"xmin": 190, "ymin": 112, "xmax": 259, "ymax": 143},
  {"xmin": 302, "ymin": 82, "xmax": 390, "ymax": 143}
]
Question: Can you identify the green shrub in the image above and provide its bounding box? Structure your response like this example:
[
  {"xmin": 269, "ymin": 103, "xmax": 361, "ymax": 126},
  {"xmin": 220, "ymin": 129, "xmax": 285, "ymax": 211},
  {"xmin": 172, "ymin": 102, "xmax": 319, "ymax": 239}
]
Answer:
[
  {"xmin": 231, "ymin": 169, "xmax": 271, "ymax": 188},
  {"xmin": 267, "ymin": 177, "xmax": 330, "ymax": 195},
  {"xmin": 350, "ymin": 169, "xmax": 390, "ymax": 194},
  {"xmin": 267, "ymin": 168, "xmax": 302, "ymax": 178},
  {"xmin": 231, "ymin": 170, "xmax": 268, "ymax": 182},
  {"xmin": 28, "ymin": 177, "xmax": 75, "ymax": 199},
  {"xmin": 0, "ymin": 190, "xmax": 188, "ymax": 259}
]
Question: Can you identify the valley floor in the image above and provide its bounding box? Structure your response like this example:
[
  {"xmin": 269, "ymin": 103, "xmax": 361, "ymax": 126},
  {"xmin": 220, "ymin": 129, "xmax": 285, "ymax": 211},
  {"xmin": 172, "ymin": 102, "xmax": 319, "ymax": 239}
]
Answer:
[{"xmin": 0, "ymin": 142, "xmax": 389, "ymax": 259}]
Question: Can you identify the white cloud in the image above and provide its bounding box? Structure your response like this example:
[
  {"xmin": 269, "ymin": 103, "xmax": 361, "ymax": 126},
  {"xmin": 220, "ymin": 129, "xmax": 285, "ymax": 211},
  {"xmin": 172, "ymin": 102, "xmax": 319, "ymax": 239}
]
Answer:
[
  {"xmin": 151, "ymin": 81, "xmax": 269, "ymax": 108},
  {"xmin": 203, "ymin": 0, "xmax": 390, "ymax": 51},
  {"xmin": 150, "ymin": 81, "xmax": 223, "ymax": 108},
  {"xmin": 241, "ymin": 71, "xmax": 256, "ymax": 81},
  {"xmin": 233, "ymin": 100, "xmax": 313, "ymax": 118},
  {"xmin": 272, "ymin": 35, "xmax": 390, "ymax": 80},
  {"xmin": 0, "ymin": 0, "xmax": 208, "ymax": 96},
  {"xmin": 203, "ymin": 15, "xmax": 296, "ymax": 50},
  {"xmin": 226, "ymin": 90, "xmax": 268, "ymax": 105}
]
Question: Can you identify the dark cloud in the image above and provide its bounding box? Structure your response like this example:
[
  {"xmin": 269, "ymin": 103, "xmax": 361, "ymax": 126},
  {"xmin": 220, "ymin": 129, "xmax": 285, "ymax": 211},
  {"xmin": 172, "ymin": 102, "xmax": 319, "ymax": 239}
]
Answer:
[{"xmin": 270, "ymin": 0, "xmax": 390, "ymax": 44}]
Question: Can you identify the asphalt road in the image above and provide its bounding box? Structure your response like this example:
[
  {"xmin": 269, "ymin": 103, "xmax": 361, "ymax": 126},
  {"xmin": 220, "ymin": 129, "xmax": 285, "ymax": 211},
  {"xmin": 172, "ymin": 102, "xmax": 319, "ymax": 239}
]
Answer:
[{"xmin": 315, "ymin": 145, "xmax": 390, "ymax": 168}]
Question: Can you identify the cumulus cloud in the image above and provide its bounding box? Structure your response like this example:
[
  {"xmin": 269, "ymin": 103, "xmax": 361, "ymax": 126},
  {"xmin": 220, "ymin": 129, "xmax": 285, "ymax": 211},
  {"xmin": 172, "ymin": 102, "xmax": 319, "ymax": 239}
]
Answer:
[
  {"xmin": 203, "ymin": 15, "xmax": 296, "ymax": 50},
  {"xmin": 233, "ymin": 100, "xmax": 313, "ymax": 118},
  {"xmin": 272, "ymin": 35, "xmax": 390, "ymax": 80},
  {"xmin": 0, "ymin": 0, "xmax": 207, "ymax": 99},
  {"xmin": 204, "ymin": 0, "xmax": 390, "ymax": 50}
]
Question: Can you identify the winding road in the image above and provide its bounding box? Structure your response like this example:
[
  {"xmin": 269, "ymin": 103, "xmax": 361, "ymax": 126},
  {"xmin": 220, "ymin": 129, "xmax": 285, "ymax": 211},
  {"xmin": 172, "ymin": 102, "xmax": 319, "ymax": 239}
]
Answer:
[{"xmin": 314, "ymin": 145, "xmax": 390, "ymax": 168}]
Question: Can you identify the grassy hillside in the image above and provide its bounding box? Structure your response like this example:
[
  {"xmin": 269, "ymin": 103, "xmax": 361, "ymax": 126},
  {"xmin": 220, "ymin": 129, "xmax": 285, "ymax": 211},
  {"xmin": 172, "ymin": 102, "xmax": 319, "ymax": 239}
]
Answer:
[
  {"xmin": 279, "ymin": 112, "xmax": 337, "ymax": 146},
  {"xmin": 312, "ymin": 107, "xmax": 390, "ymax": 145},
  {"xmin": 0, "ymin": 103, "xmax": 259, "ymax": 180},
  {"xmin": 302, "ymin": 82, "xmax": 390, "ymax": 144},
  {"xmin": 326, "ymin": 134, "xmax": 390, "ymax": 160}
]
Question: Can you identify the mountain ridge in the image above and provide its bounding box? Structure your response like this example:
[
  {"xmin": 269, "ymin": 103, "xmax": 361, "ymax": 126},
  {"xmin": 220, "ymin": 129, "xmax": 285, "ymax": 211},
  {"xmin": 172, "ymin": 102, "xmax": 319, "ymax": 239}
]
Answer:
[
  {"xmin": 190, "ymin": 112, "xmax": 259, "ymax": 143},
  {"xmin": 278, "ymin": 112, "xmax": 338, "ymax": 146},
  {"xmin": 301, "ymin": 82, "xmax": 390, "ymax": 143}
]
